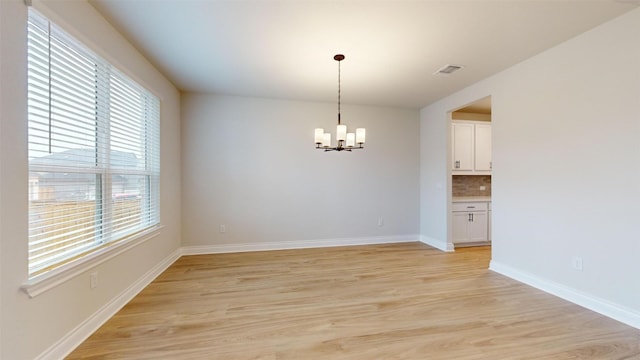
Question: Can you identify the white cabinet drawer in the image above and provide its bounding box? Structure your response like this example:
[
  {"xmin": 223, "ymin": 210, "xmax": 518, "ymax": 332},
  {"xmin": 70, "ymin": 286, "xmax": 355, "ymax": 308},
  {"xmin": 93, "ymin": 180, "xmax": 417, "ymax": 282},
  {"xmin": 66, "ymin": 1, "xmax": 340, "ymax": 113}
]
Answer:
[{"xmin": 452, "ymin": 202, "xmax": 488, "ymax": 212}]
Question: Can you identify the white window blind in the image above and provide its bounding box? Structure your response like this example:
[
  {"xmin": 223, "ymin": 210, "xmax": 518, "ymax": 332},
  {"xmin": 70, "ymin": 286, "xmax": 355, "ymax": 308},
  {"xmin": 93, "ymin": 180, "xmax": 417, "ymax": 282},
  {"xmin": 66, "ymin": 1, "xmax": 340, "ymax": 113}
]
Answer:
[{"xmin": 27, "ymin": 9, "xmax": 160, "ymax": 277}]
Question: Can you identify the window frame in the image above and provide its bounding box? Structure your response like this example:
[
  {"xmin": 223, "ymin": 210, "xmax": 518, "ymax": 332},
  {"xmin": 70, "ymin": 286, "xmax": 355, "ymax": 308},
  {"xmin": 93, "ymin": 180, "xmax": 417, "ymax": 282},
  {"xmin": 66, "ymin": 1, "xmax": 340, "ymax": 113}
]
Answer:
[{"xmin": 23, "ymin": 8, "xmax": 161, "ymax": 293}]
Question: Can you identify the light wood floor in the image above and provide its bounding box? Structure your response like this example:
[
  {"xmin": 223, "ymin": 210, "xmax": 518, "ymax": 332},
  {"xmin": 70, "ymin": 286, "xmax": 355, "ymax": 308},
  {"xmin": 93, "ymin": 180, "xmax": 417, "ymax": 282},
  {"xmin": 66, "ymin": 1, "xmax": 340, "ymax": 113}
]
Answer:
[{"xmin": 67, "ymin": 243, "xmax": 640, "ymax": 359}]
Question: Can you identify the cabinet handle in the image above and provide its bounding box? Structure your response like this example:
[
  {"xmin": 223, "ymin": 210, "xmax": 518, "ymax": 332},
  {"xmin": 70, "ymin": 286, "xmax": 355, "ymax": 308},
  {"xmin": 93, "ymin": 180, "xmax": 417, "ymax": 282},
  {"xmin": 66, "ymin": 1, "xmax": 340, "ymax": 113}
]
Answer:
[
  {"xmin": 471, "ymin": 213, "xmax": 474, "ymax": 222},
  {"xmin": 455, "ymin": 160, "xmax": 460, "ymax": 169},
  {"xmin": 467, "ymin": 206, "xmax": 475, "ymax": 209},
  {"xmin": 490, "ymin": 161, "xmax": 492, "ymax": 169},
  {"xmin": 468, "ymin": 213, "xmax": 471, "ymax": 222}
]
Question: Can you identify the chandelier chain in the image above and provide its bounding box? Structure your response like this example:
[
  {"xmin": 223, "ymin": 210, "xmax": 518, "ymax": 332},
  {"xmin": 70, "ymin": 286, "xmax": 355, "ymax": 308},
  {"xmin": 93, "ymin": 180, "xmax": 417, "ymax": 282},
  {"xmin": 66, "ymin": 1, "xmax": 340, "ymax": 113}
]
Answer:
[{"xmin": 337, "ymin": 58, "xmax": 341, "ymax": 124}]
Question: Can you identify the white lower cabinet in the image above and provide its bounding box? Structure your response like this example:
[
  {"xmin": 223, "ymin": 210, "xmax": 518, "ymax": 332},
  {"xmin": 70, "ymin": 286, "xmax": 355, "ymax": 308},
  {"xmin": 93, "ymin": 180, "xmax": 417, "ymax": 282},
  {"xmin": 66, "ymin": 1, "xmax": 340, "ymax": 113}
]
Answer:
[
  {"xmin": 452, "ymin": 201, "xmax": 490, "ymax": 245},
  {"xmin": 487, "ymin": 202, "xmax": 492, "ymax": 241}
]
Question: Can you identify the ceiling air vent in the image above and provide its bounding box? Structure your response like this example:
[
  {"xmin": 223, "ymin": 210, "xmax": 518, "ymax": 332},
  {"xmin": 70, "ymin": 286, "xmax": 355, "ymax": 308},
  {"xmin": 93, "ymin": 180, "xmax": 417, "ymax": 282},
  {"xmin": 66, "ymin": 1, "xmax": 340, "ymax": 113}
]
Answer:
[{"xmin": 434, "ymin": 64, "xmax": 464, "ymax": 76}]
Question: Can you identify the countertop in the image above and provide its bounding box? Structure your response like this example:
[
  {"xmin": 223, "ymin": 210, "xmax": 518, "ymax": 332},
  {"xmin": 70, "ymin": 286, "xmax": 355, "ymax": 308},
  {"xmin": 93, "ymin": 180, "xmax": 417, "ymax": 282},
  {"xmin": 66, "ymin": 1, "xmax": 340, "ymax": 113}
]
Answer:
[{"xmin": 452, "ymin": 196, "xmax": 491, "ymax": 203}]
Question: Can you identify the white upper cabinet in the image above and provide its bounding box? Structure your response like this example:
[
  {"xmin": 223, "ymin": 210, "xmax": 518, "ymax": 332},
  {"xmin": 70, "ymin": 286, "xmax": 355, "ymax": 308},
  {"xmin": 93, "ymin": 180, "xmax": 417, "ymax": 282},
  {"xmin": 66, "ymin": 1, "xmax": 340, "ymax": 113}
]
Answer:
[
  {"xmin": 451, "ymin": 120, "xmax": 491, "ymax": 174},
  {"xmin": 452, "ymin": 122, "xmax": 474, "ymax": 171},
  {"xmin": 474, "ymin": 123, "xmax": 492, "ymax": 171}
]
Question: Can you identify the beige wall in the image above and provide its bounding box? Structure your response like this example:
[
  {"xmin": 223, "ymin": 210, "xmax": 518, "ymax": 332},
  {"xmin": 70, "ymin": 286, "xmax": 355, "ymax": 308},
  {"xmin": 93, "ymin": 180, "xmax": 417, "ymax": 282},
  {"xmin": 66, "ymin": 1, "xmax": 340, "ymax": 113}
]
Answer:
[{"xmin": 0, "ymin": 1, "xmax": 181, "ymax": 358}]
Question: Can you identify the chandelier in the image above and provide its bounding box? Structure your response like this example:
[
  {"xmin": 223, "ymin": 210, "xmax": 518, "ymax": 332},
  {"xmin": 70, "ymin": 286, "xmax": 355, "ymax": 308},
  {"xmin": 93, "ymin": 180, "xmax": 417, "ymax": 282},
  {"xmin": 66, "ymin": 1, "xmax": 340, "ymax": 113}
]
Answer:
[{"xmin": 314, "ymin": 54, "xmax": 365, "ymax": 151}]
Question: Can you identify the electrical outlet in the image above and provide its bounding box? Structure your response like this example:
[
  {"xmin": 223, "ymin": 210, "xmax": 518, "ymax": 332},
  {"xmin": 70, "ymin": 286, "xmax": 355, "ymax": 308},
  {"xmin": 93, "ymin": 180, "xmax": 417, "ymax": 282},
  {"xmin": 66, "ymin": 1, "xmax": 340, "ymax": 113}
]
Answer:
[
  {"xmin": 572, "ymin": 257, "xmax": 583, "ymax": 271},
  {"xmin": 220, "ymin": 225, "xmax": 226, "ymax": 233},
  {"xmin": 90, "ymin": 272, "xmax": 98, "ymax": 289}
]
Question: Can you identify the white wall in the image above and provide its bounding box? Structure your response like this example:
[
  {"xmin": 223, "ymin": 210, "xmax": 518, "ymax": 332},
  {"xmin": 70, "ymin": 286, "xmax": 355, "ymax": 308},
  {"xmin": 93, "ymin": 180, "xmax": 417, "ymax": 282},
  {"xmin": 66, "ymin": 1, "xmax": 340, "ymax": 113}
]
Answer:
[
  {"xmin": 182, "ymin": 94, "xmax": 419, "ymax": 249},
  {"xmin": 0, "ymin": 2, "xmax": 7, "ymax": 356},
  {"xmin": 420, "ymin": 8, "xmax": 640, "ymax": 326},
  {"xmin": 0, "ymin": 1, "xmax": 182, "ymax": 358},
  {"xmin": 419, "ymin": 105, "xmax": 449, "ymax": 250}
]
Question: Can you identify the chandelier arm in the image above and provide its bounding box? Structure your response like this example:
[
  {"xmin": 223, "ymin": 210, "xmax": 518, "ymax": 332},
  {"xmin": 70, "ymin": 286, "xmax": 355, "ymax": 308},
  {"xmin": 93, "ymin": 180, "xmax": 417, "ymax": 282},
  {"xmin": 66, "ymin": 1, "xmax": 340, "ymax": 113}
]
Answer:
[{"xmin": 320, "ymin": 144, "xmax": 363, "ymax": 152}]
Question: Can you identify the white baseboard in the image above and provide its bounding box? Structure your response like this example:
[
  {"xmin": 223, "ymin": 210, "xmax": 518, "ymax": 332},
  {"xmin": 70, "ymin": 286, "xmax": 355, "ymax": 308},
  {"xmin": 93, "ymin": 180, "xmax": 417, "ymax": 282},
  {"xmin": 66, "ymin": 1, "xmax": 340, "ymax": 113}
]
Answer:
[
  {"xmin": 419, "ymin": 235, "xmax": 454, "ymax": 252},
  {"xmin": 490, "ymin": 260, "xmax": 640, "ymax": 330},
  {"xmin": 36, "ymin": 248, "xmax": 182, "ymax": 360},
  {"xmin": 181, "ymin": 235, "xmax": 420, "ymax": 255}
]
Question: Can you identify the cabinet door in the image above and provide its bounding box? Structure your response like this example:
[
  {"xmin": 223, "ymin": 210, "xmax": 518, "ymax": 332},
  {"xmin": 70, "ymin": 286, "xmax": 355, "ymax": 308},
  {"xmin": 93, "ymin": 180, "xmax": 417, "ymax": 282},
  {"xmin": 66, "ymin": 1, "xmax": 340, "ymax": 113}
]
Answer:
[
  {"xmin": 468, "ymin": 212, "xmax": 488, "ymax": 242},
  {"xmin": 452, "ymin": 123, "xmax": 474, "ymax": 171},
  {"xmin": 487, "ymin": 210, "xmax": 492, "ymax": 241},
  {"xmin": 452, "ymin": 212, "xmax": 471, "ymax": 243},
  {"xmin": 475, "ymin": 123, "xmax": 492, "ymax": 171}
]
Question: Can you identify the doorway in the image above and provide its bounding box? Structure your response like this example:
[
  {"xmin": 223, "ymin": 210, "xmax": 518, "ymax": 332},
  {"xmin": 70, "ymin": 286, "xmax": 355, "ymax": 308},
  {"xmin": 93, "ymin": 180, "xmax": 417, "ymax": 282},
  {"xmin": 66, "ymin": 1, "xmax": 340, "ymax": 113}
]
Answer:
[{"xmin": 449, "ymin": 96, "xmax": 492, "ymax": 249}]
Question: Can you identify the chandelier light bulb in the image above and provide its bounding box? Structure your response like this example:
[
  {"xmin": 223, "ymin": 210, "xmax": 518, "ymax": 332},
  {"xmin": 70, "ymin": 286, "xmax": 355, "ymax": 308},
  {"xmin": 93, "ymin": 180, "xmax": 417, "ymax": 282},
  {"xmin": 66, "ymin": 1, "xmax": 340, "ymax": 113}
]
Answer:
[
  {"xmin": 356, "ymin": 128, "xmax": 366, "ymax": 144},
  {"xmin": 322, "ymin": 133, "xmax": 332, "ymax": 148},
  {"xmin": 336, "ymin": 125, "xmax": 347, "ymax": 141},
  {"xmin": 314, "ymin": 128, "xmax": 324, "ymax": 144},
  {"xmin": 346, "ymin": 133, "xmax": 355, "ymax": 147}
]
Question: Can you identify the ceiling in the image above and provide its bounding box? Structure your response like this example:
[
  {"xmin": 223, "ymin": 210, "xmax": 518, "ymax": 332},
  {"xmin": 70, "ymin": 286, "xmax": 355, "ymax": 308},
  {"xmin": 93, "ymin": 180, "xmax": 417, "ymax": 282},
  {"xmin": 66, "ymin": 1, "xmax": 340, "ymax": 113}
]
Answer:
[{"xmin": 89, "ymin": 1, "xmax": 638, "ymax": 109}]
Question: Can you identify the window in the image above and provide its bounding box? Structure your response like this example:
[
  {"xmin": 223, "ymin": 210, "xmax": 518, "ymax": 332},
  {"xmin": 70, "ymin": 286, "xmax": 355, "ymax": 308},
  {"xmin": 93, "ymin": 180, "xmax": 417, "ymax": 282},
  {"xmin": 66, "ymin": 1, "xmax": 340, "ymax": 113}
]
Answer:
[{"xmin": 27, "ymin": 9, "xmax": 160, "ymax": 277}]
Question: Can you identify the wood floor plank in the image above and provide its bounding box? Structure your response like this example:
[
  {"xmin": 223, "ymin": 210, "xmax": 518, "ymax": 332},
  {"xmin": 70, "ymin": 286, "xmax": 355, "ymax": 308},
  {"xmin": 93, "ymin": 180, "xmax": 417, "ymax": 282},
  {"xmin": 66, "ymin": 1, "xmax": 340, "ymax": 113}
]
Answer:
[{"xmin": 67, "ymin": 243, "xmax": 640, "ymax": 359}]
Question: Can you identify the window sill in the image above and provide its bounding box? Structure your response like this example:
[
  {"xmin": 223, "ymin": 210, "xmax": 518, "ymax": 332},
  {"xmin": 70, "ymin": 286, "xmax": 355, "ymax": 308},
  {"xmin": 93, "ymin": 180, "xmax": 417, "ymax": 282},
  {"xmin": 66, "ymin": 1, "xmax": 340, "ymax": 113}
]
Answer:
[{"xmin": 21, "ymin": 225, "xmax": 164, "ymax": 298}]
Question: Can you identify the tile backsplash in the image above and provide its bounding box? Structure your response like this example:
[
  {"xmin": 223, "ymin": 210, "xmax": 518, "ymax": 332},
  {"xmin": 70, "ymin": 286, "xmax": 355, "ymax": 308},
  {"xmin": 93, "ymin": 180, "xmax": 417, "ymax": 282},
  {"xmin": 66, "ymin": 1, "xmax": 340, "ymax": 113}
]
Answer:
[{"xmin": 453, "ymin": 175, "xmax": 491, "ymax": 197}]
